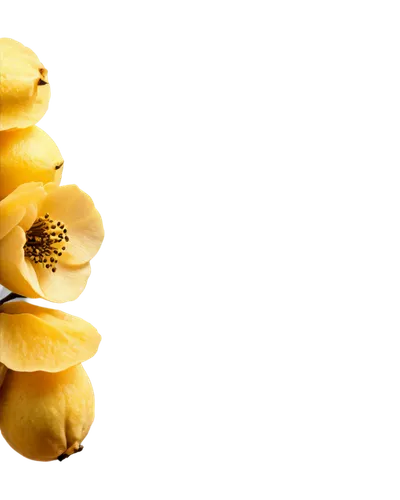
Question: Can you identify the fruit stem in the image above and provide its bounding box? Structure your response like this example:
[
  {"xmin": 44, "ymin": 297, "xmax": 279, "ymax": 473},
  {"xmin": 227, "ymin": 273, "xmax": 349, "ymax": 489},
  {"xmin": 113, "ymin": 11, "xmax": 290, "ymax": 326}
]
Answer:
[
  {"xmin": 0, "ymin": 292, "xmax": 25, "ymax": 307},
  {"xmin": 57, "ymin": 446, "xmax": 85, "ymax": 464}
]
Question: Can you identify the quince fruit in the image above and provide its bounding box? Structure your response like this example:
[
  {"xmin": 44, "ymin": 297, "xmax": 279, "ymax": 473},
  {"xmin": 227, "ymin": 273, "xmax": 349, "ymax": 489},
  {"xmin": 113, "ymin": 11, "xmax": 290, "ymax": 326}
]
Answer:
[
  {"xmin": 0, "ymin": 364, "xmax": 95, "ymax": 461},
  {"xmin": 0, "ymin": 126, "xmax": 63, "ymax": 200},
  {"xmin": 0, "ymin": 38, "xmax": 50, "ymax": 131}
]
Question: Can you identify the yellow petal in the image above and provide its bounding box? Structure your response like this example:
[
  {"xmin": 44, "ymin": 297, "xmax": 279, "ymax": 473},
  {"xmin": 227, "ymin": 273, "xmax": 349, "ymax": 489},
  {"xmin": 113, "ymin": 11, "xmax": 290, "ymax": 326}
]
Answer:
[
  {"xmin": 19, "ymin": 203, "xmax": 39, "ymax": 233},
  {"xmin": 0, "ymin": 127, "xmax": 63, "ymax": 200},
  {"xmin": 34, "ymin": 261, "xmax": 92, "ymax": 303},
  {"xmin": 0, "ymin": 213, "xmax": 93, "ymax": 304},
  {"xmin": 0, "ymin": 302, "xmax": 101, "ymax": 372},
  {"xmin": 0, "ymin": 182, "xmax": 45, "ymax": 240},
  {"xmin": 0, "ymin": 204, "xmax": 25, "ymax": 241},
  {"xmin": 0, "ymin": 226, "xmax": 91, "ymax": 302},
  {"xmin": 0, "ymin": 226, "xmax": 42, "ymax": 298},
  {"xmin": 40, "ymin": 184, "xmax": 104, "ymax": 266}
]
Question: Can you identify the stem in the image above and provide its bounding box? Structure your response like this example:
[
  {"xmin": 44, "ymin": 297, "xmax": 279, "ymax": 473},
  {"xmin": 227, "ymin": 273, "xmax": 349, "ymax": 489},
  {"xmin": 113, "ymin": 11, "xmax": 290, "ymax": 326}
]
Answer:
[{"xmin": 0, "ymin": 293, "xmax": 25, "ymax": 307}]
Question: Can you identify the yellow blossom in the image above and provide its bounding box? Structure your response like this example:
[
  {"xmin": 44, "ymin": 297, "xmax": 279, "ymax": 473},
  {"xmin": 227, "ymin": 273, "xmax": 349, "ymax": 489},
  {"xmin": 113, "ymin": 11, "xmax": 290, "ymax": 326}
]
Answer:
[{"xmin": 0, "ymin": 182, "xmax": 104, "ymax": 302}]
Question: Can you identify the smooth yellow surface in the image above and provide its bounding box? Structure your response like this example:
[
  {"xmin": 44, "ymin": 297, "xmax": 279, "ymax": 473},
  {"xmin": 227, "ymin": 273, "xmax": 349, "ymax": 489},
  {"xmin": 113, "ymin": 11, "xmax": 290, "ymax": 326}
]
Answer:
[
  {"xmin": 0, "ymin": 182, "xmax": 46, "ymax": 240},
  {"xmin": 0, "ymin": 301, "xmax": 101, "ymax": 372},
  {"xmin": 0, "ymin": 38, "xmax": 50, "ymax": 130},
  {"xmin": 0, "ymin": 126, "xmax": 63, "ymax": 199},
  {"xmin": 0, "ymin": 365, "xmax": 95, "ymax": 461},
  {"xmin": 0, "ymin": 182, "xmax": 104, "ymax": 302}
]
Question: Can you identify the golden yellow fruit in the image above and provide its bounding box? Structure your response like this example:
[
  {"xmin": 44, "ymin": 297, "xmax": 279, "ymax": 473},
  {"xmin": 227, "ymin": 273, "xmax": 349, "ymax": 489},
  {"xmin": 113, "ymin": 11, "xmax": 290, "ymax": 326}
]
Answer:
[
  {"xmin": 0, "ymin": 365, "xmax": 95, "ymax": 462},
  {"xmin": 0, "ymin": 38, "xmax": 51, "ymax": 131},
  {"xmin": 0, "ymin": 126, "xmax": 63, "ymax": 200}
]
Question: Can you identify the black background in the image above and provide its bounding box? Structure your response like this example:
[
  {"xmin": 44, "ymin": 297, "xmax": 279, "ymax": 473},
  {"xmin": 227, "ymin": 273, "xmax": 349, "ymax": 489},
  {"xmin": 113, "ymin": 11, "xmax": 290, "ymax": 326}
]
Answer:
[{"xmin": 0, "ymin": 30, "xmax": 118, "ymax": 465}]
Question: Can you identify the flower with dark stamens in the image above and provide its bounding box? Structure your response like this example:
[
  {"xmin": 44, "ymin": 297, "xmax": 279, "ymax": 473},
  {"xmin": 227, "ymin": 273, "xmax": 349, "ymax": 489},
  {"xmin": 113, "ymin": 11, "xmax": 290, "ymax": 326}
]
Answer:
[{"xmin": 0, "ymin": 182, "xmax": 104, "ymax": 303}]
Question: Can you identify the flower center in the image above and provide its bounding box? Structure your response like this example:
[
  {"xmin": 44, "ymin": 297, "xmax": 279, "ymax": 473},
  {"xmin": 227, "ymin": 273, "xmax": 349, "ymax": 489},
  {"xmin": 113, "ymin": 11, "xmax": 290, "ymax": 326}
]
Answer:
[{"xmin": 24, "ymin": 213, "xmax": 69, "ymax": 273}]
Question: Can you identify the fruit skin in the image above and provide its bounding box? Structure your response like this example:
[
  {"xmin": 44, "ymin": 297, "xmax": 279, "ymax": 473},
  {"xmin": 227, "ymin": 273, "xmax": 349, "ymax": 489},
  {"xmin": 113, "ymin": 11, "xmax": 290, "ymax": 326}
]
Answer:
[
  {"xmin": 0, "ymin": 126, "xmax": 63, "ymax": 200},
  {"xmin": 0, "ymin": 38, "xmax": 50, "ymax": 131},
  {"xmin": 0, "ymin": 364, "xmax": 95, "ymax": 461}
]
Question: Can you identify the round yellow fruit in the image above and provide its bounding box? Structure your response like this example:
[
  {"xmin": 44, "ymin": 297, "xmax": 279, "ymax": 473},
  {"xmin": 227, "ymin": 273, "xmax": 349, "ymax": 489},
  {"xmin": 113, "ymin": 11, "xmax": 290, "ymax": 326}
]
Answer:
[
  {"xmin": 0, "ymin": 126, "xmax": 63, "ymax": 200},
  {"xmin": 0, "ymin": 38, "xmax": 51, "ymax": 131},
  {"xmin": 0, "ymin": 364, "xmax": 95, "ymax": 461}
]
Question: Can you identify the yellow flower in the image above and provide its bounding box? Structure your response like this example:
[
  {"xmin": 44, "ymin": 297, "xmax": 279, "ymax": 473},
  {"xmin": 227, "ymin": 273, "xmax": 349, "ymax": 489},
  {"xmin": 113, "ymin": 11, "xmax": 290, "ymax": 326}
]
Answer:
[
  {"xmin": 0, "ymin": 126, "xmax": 63, "ymax": 200},
  {"xmin": 0, "ymin": 38, "xmax": 50, "ymax": 131},
  {"xmin": 0, "ymin": 182, "xmax": 104, "ymax": 302},
  {"xmin": 0, "ymin": 364, "xmax": 95, "ymax": 462},
  {"xmin": 0, "ymin": 301, "xmax": 101, "ymax": 372}
]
